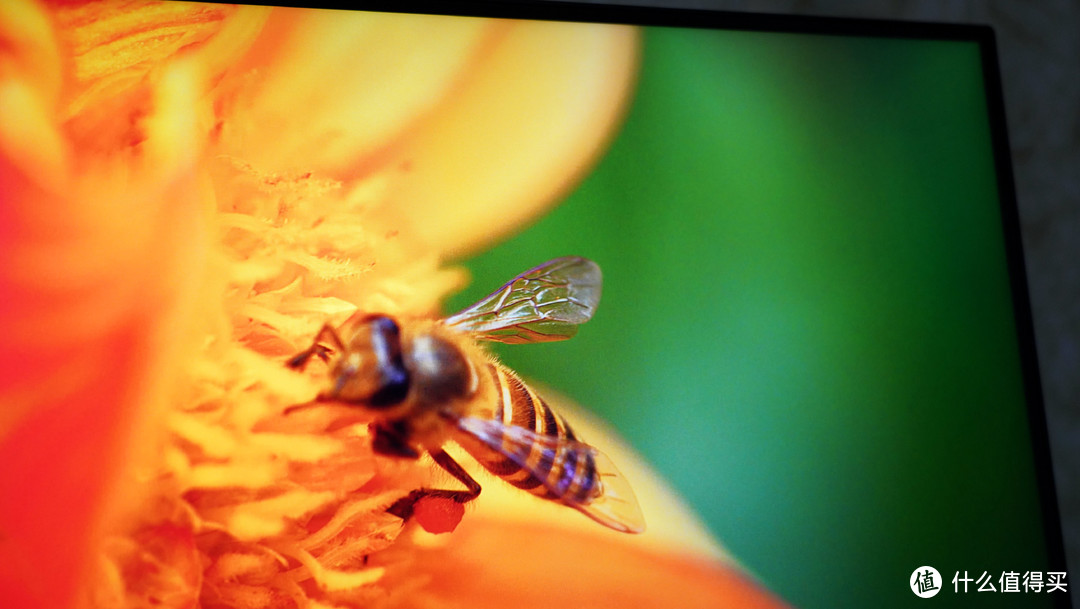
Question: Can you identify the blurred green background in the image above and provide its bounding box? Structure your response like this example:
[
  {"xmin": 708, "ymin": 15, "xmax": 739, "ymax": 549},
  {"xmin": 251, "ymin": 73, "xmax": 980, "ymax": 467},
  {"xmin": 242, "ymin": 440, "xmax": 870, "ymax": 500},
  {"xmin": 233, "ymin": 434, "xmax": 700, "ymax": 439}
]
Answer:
[{"xmin": 447, "ymin": 26, "xmax": 1053, "ymax": 609}]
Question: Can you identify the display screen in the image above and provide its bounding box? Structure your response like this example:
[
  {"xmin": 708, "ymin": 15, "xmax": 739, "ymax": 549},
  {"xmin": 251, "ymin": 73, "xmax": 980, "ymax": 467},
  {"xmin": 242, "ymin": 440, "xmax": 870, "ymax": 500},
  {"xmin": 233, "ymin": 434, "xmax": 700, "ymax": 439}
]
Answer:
[{"xmin": 4, "ymin": 3, "xmax": 1064, "ymax": 609}]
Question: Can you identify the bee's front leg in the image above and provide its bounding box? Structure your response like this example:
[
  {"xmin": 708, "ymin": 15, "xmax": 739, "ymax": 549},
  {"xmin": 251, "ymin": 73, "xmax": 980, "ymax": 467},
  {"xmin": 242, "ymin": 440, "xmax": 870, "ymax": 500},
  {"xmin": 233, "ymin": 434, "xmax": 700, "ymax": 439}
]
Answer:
[
  {"xmin": 371, "ymin": 421, "xmax": 421, "ymax": 459},
  {"xmin": 287, "ymin": 323, "xmax": 345, "ymax": 369}
]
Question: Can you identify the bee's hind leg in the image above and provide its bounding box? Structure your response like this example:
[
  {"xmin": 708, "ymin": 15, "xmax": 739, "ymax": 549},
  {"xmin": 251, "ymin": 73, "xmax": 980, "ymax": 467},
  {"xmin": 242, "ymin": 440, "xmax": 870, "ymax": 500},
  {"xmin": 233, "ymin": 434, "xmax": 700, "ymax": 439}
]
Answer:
[{"xmin": 385, "ymin": 449, "xmax": 482, "ymax": 521}]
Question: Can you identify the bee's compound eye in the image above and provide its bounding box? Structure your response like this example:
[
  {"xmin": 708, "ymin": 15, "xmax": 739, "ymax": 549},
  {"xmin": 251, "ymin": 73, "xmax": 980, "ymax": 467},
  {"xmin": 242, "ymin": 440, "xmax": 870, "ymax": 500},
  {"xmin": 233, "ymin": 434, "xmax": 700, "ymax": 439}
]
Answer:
[
  {"xmin": 367, "ymin": 316, "xmax": 410, "ymax": 407},
  {"xmin": 406, "ymin": 335, "xmax": 474, "ymax": 403},
  {"xmin": 327, "ymin": 315, "xmax": 411, "ymax": 407}
]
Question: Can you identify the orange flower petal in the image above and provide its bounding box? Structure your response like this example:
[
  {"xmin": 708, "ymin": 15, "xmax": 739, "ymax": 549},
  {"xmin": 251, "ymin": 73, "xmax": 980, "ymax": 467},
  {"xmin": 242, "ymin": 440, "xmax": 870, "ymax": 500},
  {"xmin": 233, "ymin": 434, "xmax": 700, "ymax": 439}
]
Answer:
[
  {"xmin": 0, "ymin": 139, "xmax": 206, "ymax": 609},
  {"xmin": 408, "ymin": 518, "xmax": 788, "ymax": 609},
  {"xmin": 0, "ymin": 10, "xmax": 211, "ymax": 607}
]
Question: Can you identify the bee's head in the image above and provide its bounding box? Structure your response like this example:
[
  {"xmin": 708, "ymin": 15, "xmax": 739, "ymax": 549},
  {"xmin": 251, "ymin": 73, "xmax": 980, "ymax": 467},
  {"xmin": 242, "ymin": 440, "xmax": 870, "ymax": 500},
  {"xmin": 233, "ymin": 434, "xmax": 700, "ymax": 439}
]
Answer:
[{"xmin": 319, "ymin": 315, "xmax": 410, "ymax": 408}]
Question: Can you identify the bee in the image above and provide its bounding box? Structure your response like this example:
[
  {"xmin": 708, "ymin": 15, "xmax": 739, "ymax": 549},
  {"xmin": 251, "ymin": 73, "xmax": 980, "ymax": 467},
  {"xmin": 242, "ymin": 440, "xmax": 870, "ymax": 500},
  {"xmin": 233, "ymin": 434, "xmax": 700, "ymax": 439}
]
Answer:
[{"xmin": 286, "ymin": 257, "xmax": 644, "ymax": 533}]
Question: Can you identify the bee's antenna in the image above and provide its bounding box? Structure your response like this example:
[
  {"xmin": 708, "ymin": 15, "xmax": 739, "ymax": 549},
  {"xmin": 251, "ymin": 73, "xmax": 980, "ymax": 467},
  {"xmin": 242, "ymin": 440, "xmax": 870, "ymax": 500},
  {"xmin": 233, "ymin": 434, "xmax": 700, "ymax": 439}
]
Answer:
[{"xmin": 283, "ymin": 396, "xmax": 328, "ymax": 416}]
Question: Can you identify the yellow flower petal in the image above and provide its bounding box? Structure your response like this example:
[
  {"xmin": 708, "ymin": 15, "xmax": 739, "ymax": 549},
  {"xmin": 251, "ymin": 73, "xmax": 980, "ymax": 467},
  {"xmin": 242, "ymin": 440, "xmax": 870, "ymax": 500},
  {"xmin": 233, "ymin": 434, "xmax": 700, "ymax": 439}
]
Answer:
[
  {"xmin": 0, "ymin": 0, "xmax": 62, "ymax": 105},
  {"xmin": 0, "ymin": 0, "xmax": 67, "ymax": 182},
  {"xmin": 217, "ymin": 9, "xmax": 491, "ymax": 178},
  {"xmin": 215, "ymin": 10, "xmax": 638, "ymax": 257},
  {"xmin": 379, "ymin": 20, "xmax": 639, "ymax": 257}
]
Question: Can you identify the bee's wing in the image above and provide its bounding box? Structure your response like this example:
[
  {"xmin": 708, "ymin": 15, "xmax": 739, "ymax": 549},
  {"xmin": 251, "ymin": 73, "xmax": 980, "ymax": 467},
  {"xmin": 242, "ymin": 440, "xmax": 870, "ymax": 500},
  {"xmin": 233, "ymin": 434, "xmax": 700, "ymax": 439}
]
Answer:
[
  {"xmin": 455, "ymin": 415, "xmax": 644, "ymax": 534},
  {"xmin": 442, "ymin": 257, "xmax": 601, "ymax": 344}
]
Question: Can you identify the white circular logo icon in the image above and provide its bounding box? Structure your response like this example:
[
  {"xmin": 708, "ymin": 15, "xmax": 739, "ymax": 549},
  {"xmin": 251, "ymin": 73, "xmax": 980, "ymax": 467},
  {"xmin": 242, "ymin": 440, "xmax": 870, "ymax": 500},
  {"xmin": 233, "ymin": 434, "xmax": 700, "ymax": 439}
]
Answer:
[{"xmin": 911, "ymin": 566, "xmax": 942, "ymax": 598}]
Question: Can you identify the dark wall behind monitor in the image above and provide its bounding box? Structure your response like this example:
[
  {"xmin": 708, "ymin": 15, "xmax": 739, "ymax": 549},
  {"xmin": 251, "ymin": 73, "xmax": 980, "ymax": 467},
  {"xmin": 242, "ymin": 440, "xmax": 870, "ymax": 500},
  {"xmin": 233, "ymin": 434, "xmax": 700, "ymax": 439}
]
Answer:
[{"xmin": 563, "ymin": 0, "xmax": 1080, "ymax": 588}]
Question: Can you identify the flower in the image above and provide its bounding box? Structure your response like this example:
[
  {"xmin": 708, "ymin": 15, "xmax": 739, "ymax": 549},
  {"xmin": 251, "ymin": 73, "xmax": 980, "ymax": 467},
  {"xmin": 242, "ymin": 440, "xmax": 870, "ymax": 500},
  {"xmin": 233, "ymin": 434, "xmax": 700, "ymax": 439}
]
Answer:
[{"xmin": 0, "ymin": 2, "xmax": 789, "ymax": 609}]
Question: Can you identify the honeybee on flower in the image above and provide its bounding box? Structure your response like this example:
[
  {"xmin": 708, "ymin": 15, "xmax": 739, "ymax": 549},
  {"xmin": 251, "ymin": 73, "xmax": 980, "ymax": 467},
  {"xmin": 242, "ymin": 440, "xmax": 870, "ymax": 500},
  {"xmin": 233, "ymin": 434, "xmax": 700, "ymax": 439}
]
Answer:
[{"xmin": 287, "ymin": 257, "xmax": 644, "ymax": 533}]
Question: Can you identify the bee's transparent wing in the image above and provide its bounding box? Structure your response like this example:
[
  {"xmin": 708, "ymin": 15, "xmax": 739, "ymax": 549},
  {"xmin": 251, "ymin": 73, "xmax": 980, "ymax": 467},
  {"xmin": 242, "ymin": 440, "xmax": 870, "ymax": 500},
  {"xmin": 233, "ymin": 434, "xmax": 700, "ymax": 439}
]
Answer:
[
  {"xmin": 443, "ymin": 257, "xmax": 601, "ymax": 344},
  {"xmin": 455, "ymin": 415, "xmax": 644, "ymax": 534}
]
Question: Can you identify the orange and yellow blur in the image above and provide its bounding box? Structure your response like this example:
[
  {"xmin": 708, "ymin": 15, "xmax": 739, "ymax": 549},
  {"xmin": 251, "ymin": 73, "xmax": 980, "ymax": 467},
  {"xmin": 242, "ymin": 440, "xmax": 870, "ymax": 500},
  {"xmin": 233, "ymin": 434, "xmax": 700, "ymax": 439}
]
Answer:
[{"xmin": 0, "ymin": 2, "xmax": 788, "ymax": 608}]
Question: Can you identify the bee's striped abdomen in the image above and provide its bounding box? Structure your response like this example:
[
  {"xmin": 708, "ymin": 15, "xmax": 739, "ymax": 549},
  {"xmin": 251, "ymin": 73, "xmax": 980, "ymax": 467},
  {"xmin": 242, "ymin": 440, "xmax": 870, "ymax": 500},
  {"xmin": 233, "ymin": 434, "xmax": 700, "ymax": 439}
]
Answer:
[{"xmin": 466, "ymin": 364, "xmax": 600, "ymax": 504}]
